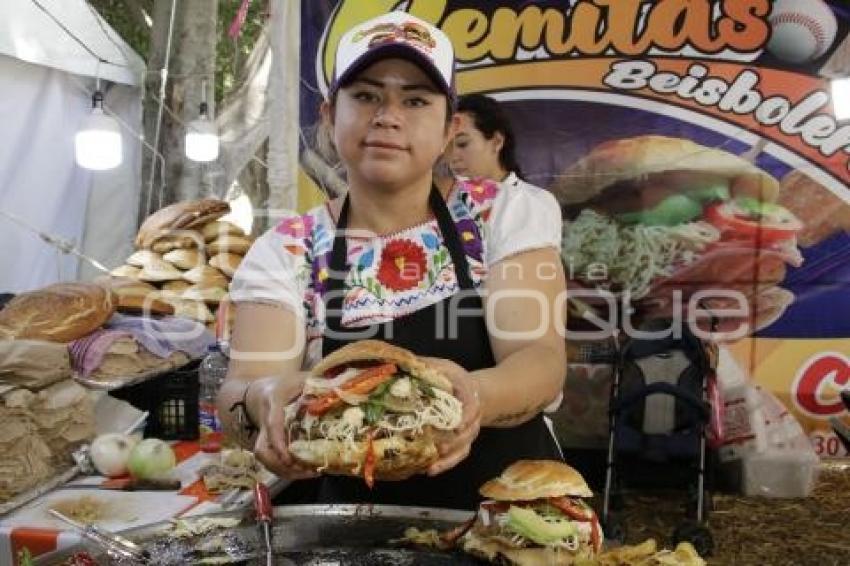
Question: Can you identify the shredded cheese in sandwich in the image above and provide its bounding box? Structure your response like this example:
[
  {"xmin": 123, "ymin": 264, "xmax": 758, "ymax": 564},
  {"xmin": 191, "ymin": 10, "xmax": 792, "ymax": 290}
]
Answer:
[
  {"xmin": 304, "ymin": 388, "xmax": 460, "ymax": 441},
  {"xmin": 563, "ymin": 210, "xmax": 719, "ymax": 299}
]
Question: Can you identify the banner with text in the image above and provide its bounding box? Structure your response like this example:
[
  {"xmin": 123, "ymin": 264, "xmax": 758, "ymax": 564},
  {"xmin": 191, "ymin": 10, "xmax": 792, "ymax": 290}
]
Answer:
[{"xmin": 300, "ymin": 1, "xmax": 850, "ymax": 456}]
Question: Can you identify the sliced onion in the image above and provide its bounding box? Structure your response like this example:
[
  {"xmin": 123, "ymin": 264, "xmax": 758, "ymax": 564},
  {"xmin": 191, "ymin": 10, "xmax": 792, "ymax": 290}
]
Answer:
[
  {"xmin": 334, "ymin": 387, "xmax": 368, "ymax": 405},
  {"xmin": 304, "ymin": 367, "xmax": 363, "ymax": 392},
  {"xmin": 479, "ymin": 507, "xmax": 491, "ymax": 527}
]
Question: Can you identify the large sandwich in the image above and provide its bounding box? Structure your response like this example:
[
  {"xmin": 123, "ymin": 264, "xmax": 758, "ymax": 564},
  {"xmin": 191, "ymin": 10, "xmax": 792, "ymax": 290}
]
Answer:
[
  {"xmin": 461, "ymin": 460, "xmax": 602, "ymax": 565},
  {"xmin": 284, "ymin": 340, "xmax": 463, "ymax": 487},
  {"xmin": 550, "ymin": 135, "xmax": 803, "ymax": 334}
]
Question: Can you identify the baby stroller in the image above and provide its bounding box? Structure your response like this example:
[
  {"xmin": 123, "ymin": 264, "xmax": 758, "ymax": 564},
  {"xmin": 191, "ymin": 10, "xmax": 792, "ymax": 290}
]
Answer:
[{"xmin": 601, "ymin": 320, "xmax": 715, "ymax": 556}]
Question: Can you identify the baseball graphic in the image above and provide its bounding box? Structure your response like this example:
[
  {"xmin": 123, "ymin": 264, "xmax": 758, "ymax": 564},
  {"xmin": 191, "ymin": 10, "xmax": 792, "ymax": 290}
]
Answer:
[{"xmin": 767, "ymin": 0, "xmax": 839, "ymax": 64}]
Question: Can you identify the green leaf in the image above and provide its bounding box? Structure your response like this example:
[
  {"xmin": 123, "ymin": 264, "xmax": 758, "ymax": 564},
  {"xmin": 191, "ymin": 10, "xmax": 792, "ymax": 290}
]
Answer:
[
  {"xmin": 370, "ymin": 377, "xmax": 396, "ymax": 400},
  {"xmin": 364, "ymin": 401, "xmax": 385, "ymax": 425}
]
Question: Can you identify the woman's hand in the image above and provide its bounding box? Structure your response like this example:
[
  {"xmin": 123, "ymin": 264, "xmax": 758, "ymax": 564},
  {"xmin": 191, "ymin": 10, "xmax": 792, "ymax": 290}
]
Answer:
[
  {"xmin": 418, "ymin": 357, "xmax": 482, "ymax": 476},
  {"xmin": 246, "ymin": 375, "xmax": 320, "ymax": 481}
]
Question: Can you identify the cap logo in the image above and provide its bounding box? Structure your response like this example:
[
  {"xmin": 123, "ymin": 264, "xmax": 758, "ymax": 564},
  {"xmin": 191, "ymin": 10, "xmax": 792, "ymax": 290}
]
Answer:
[{"xmin": 353, "ymin": 21, "xmax": 437, "ymax": 54}]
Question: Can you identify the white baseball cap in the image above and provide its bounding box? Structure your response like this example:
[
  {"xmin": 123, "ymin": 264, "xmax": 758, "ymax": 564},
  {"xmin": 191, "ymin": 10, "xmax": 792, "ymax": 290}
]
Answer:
[{"xmin": 328, "ymin": 11, "xmax": 456, "ymax": 102}]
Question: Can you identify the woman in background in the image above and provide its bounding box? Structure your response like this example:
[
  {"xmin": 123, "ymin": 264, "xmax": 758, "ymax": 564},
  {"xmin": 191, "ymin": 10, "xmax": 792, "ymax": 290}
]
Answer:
[
  {"xmin": 452, "ymin": 93, "xmax": 566, "ymax": 422},
  {"xmin": 450, "ymin": 93, "xmax": 541, "ymax": 192}
]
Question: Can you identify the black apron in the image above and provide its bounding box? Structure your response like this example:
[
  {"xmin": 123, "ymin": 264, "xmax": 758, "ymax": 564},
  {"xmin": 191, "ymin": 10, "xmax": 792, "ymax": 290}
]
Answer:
[{"xmin": 313, "ymin": 186, "xmax": 562, "ymax": 510}]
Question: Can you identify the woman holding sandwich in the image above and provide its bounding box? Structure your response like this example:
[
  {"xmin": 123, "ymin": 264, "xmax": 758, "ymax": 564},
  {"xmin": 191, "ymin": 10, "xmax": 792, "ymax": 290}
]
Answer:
[{"xmin": 220, "ymin": 11, "xmax": 567, "ymax": 509}]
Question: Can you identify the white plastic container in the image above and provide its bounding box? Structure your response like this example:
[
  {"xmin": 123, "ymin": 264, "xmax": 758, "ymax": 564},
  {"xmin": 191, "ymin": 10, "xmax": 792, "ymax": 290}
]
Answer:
[{"xmin": 742, "ymin": 449, "xmax": 819, "ymax": 498}]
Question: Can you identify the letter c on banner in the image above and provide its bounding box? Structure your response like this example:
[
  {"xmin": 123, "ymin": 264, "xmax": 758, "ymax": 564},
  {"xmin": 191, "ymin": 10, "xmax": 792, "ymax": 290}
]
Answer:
[{"xmin": 793, "ymin": 353, "xmax": 850, "ymax": 417}]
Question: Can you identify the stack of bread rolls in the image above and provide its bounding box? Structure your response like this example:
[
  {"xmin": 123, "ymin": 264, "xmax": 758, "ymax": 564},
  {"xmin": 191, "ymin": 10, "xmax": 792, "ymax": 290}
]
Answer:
[{"xmin": 106, "ymin": 199, "xmax": 251, "ymax": 329}]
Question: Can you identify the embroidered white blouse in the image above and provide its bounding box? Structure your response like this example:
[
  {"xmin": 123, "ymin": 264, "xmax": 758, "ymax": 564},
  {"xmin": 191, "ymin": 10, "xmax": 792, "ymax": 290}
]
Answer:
[{"xmin": 230, "ymin": 178, "xmax": 561, "ymax": 368}]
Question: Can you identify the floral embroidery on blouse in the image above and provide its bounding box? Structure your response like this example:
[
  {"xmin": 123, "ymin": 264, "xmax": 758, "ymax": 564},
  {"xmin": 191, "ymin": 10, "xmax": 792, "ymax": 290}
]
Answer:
[
  {"xmin": 375, "ymin": 239, "xmax": 427, "ymax": 292},
  {"xmin": 270, "ymin": 178, "xmax": 499, "ymax": 339}
]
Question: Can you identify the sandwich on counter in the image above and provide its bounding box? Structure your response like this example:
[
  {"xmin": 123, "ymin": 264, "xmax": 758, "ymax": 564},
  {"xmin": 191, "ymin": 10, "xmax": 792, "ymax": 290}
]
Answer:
[{"xmin": 461, "ymin": 459, "xmax": 602, "ymax": 565}]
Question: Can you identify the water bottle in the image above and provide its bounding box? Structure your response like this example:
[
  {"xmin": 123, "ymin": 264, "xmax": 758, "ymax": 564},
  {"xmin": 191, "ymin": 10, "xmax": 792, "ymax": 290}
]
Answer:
[{"xmin": 198, "ymin": 343, "xmax": 228, "ymax": 452}]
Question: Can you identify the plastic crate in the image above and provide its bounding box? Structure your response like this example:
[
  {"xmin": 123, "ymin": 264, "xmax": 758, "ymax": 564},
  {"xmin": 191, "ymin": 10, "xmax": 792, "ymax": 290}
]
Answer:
[{"xmin": 110, "ymin": 359, "xmax": 201, "ymax": 440}]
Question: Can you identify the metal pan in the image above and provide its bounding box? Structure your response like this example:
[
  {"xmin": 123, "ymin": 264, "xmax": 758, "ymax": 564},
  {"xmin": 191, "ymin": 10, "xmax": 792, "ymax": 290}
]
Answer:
[{"xmin": 39, "ymin": 504, "xmax": 485, "ymax": 565}]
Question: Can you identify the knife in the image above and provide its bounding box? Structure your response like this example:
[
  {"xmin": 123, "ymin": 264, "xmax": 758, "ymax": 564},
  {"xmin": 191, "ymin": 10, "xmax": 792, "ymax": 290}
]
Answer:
[
  {"xmin": 64, "ymin": 477, "xmax": 182, "ymax": 491},
  {"xmin": 253, "ymin": 482, "xmax": 275, "ymax": 566}
]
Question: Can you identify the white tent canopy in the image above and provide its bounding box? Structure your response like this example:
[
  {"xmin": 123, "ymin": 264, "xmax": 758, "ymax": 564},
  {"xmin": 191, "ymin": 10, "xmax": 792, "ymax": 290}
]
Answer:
[
  {"xmin": 0, "ymin": 0, "xmax": 145, "ymax": 86},
  {"xmin": 0, "ymin": 0, "xmax": 145, "ymax": 292}
]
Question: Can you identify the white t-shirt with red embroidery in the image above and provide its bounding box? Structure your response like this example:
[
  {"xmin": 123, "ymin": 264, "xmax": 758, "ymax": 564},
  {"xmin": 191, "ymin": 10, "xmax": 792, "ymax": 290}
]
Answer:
[{"xmin": 230, "ymin": 178, "xmax": 561, "ymax": 368}]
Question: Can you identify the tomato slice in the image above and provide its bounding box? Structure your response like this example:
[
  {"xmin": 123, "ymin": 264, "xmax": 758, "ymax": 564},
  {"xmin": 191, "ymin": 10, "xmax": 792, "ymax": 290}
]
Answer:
[
  {"xmin": 548, "ymin": 496, "xmax": 593, "ymax": 522},
  {"xmin": 590, "ymin": 516, "xmax": 601, "ymax": 553},
  {"xmin": 547, "ymin": 497, "xmax": 601, "ymax": 552},
  {"xmin": 306, "ymin": 363, "xmax": 397, "ymax": 416},
  {"xmin": 364, "ymin": 429, "xmax": 376, "ymax": 489},
  {"xmin": 704, "ymin": 200, "xmax": 801, "ymax": 244}
]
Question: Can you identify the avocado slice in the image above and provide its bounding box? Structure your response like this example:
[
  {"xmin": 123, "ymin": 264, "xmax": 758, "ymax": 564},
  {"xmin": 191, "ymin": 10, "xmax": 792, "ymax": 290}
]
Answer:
[
  {"xmin": 617, "ymin": 194, "xmax": 703, "ymax": 226},
  {"xmin": 689, "ymin": 182, "xmax": 730, "ymax": 203},
  {"xmin": 505, "ymin": 505, "xmax": 577, "ymax": 545}
]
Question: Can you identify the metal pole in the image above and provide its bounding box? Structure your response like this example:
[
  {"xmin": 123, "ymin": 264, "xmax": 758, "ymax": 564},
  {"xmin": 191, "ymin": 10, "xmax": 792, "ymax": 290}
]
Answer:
[{"xmin": 145, "ymin": 0, "xmax": 178, "ymax": 216}]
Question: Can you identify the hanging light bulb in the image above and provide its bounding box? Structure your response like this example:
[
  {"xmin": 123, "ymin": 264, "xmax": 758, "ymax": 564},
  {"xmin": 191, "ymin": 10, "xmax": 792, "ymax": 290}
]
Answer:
[
  {"xmin": 75, "ymin": 90, "xmax": 123, "ymax": 170},
  {"xmin": 185, "ymin": 101, "xmax": 220, "ymax": 162}
]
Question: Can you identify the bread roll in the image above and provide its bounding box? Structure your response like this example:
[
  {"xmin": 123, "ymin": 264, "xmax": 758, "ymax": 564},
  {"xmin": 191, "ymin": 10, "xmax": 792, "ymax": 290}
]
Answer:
[
  {"xmin": 150, "ymin": 231, "xmax": 204, "ymax": 254},
  {"xmin": 208, "ymin": 252, "xmax": 242, "ymax": 277},
  {"xmin": 183, "ymin": 265, "xmax": 228, "ymax": 287},
  {"xmin": 137, "ymin": 258, "xmax": 185, "ymax": 282},
  {"xmin": 202, "ymin": 220, "xmax": 244, "ymax": 242},
  {"xmin": 115, "ymin": 293, "xmax": 175, "ymax": 316},
  {"xmin": 479, "ymin": 460, "xmax": 593, "ymax": 500},
  {"xmin": 206, "ymin": 235, "xmax": 253, "ymax": 255},
  {"xmin": 166, "ymin": 298, "xmax": 215, "ymax": 323},
  {"xmin": 135, "ymin": 199, "xmax": 230, "ymax": 249},
  {"xmin": 182, "ymin": 284, "xmax": 228, "ymax": 304},
  {"xmin": 163, "ymin": 248, "xmax": 204, "ymax": 270},
  {"xmin": 0, "ymin": 283, "xmax": 116, "ymax": 343},
  {"xmin": 125, "ymin": 250, "xmax": 162, "ymax": 268},
  {"xmin": 110, "ymin": 264, "xmax": 141, "ymax": 278},
  {"xmin": 95, "ymin": 276, "xmax": 158, "ymax": 305},
  {"xmin": 289, "ymin": 435, "xmax": 439, "ymax": 481},
  {"xmin": 98, "ymin": 275, "xmax": 172, "ymax": 315},
  {"xmin": 312, "ymin": 339, "xmax": 452, "ymax": 391},
  {"xmin": 161, "ymin": 279, "xmax": 191, "ymax": 293}
]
